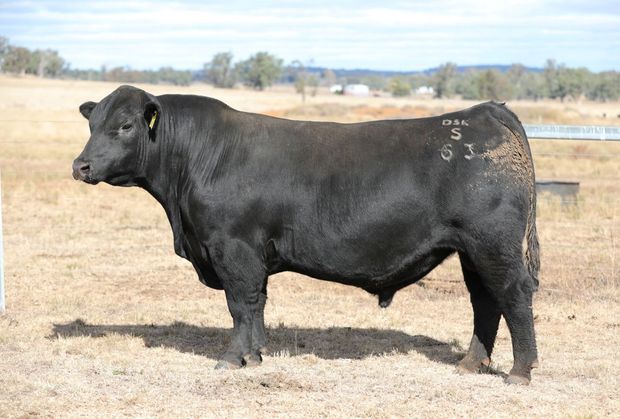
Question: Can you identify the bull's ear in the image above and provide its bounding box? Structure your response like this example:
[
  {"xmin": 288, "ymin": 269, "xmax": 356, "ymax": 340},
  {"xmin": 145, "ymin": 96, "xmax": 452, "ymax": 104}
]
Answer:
[
  {"xmin": 144, "ymin": 101, "xmax": 161, "ymax": 141},
  {"xmin": 79, "ymin": 101, "xmax": 97, "ymax": 120}
]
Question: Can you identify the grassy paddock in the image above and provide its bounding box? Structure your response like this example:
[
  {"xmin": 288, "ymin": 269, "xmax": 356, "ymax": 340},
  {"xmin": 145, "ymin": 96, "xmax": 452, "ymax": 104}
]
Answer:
[{"xmin": 0, "ymin": 76, "xmax": 618, "ymax": 417}]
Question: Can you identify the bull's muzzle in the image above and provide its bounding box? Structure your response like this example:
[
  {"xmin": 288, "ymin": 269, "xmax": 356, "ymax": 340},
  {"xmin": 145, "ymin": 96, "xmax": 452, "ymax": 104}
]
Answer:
[{"xmin": 72, "ymin": 159, "xmax": 92, "ymax": 181}]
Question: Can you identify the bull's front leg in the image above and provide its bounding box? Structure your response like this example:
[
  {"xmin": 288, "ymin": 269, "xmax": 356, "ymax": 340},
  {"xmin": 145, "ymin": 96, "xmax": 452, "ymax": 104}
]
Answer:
[
  {"xmin": 250, "ymin": 286, "xmax": 268, "ymax": 361},
  {"xmin": 214, "ymin": 288, "xmax": 260, "ymax": 369},
  {"xmin": 211, "ymin": 239, "xmax": 267, "ymax": 369}
]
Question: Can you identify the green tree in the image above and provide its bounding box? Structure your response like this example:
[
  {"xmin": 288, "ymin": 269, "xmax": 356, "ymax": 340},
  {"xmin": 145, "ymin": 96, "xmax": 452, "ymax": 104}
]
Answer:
[
  {"xmin": 157, "ymin": 66, "xmax": 192, "ymax": 86},
  {"xmin": 543, "ymin": 59, "xmax": 566, "ymax": 100},
  {"xmin": 507, "ymin": 63, "xmax": 527, "ymax": 99},
  {"xmin": 544, "ymin": 60, "xmax": 593, "ymax": 101},
  {"xmin": 389, "ymin": 77, "xmax": 410, "ymax": 97},
  {"xmin": 45, "ymin": 50, "xmax": 65, "ymax": 77},
  {"xmin": 0, "ymin": 36, "xmax": 9, "ymax": 67},
  {"xmin": 31, "ymin": 49, "xmax": 65, "ymax": 77},
  {"xmin": 2, "ymin": 46, "xmax": 31, "ymax": 75},
  {"xmin": 361, "ymin": 75, "xmax": 387, "ymax": 91},
  {"xmin": 520, "ymin": 72, "xmax": 546, "ymax": 100},
  {"xmin": 559, "ymin": 67, "xmax": 591, "ymax": 100},
  {"xmin": 454, "ymin": 70, "xmax": 479, "ymax": 99},
  {"xmin": 322, "ymin": 68, "xmax": 337, "ymax": 86},
  {"xmin": 290, "ymin": 61, "xmax": 319, "ymax": 102},
  {"xmin": 588, "ymin": 71, "xmax": 620, "ymax": 101},
  {"xmin": 434, "ymin": 62, "xmax": 457, "ymax": 98},
  {"xmin": 204, "ymin": 52, "xmax": 236, "ymax": 88},
  {"xmin": 475, "ymin": 70, "xmax": 514, "ymax": 101},
  {"xmin": 307, "ymin": 74, "xmax": 319, "ymax": 97},
  {"xmin": 236, "ymin": 52, "xmax": 283, "ymax": 90},
  {"xmin": 291, "ymin": 60, "xmax": 309, "ymax": 102}
]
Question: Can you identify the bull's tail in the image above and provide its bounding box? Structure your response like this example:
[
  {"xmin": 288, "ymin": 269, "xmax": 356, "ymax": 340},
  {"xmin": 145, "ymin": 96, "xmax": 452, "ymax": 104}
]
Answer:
[
  {"xmin": 511, "ymin": 108, "xmax": 540, "ymax": 289},
  {"xmin": 524, "ymin": 198, "xmax": 540, "ymax": 289},
  {"xmin": 509, "ymin": 106, "xmax": 540, "ymax": 289}
]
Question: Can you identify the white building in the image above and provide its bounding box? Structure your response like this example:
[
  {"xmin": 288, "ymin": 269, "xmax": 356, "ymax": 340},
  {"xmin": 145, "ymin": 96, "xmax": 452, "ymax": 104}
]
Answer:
[
  {"xmin": 343, "ymin": 84, "xmax": 370, "ymax": 97},
  {"xmin": 415, "ymin": 86, "xmax": 435, "ymax": 95},
  {"xmin": 330, "ymin": 84, "xmax": 343, "ymax": 94}
]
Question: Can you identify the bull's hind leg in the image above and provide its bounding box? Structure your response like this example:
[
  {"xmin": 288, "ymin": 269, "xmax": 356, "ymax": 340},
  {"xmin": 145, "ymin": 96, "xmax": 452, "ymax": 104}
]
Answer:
[
  {"xmin": 457, "ymin": 253, "xmax": 501, "ymax": 374},
  {"xmin": 468, "ymin": 247, "xmax": 539, "ymax": 384},
  {"xmin": 501, "ymin": 276, "xmax": 538, "ymax": 384}
]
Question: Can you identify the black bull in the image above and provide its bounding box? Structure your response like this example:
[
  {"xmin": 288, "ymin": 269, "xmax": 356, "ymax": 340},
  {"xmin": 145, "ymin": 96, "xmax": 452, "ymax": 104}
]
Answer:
[{"xmin": 73, "ymin": 86, "xmax": 540, "ymax": 384}]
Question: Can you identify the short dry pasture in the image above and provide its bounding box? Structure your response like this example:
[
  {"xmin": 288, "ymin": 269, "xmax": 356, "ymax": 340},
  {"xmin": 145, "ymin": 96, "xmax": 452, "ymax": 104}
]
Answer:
[{"xmin": 0, "ymin": 76, "xmax": 618, "ymax": 417}]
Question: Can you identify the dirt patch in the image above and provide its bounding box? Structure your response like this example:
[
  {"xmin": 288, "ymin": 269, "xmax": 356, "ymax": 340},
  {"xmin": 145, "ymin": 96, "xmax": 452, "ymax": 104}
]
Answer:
[{"xmin": 218, "ymin": 372, "xmax": 311, "ymax": 393}]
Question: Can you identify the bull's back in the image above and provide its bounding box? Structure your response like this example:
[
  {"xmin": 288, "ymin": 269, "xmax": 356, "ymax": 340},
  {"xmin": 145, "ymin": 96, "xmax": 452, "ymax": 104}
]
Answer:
[{"xmin": 246, "ymin": 101, "xmax": 532, "ymax": 218}]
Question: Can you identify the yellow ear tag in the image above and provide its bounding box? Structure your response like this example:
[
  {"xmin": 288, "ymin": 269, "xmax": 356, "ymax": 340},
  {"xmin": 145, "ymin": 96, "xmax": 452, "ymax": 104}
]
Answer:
[{"xmin": 149, "ymin": 111, "xmax": 158, "ymax": 129}]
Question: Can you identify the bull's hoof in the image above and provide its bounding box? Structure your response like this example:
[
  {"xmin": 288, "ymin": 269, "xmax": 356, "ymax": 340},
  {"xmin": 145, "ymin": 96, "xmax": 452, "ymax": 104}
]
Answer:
[
  {"xmin": 456, "ymin": 357, "xmax": 490, "ymax": 375},
  {"xmin": 505, "ymin": 374, "xmax": 531, "ymax": 385},
  {"xmin": 258, "ymin": 346, "xmax": 268, "ymax": 355},
  {"xmin": 214, "ymin": 360, "xmax": 242, "ymax": 370},
  {"xmin": 243, "ymin": 352, "xmax": 263, "ymax": 368},
  {"xmin": 456, "ymin": 362, "xmax": 478, "ymax": 375}
]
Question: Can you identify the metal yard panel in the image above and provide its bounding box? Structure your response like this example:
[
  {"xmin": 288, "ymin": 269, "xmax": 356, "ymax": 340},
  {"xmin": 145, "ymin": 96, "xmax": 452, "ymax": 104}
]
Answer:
[{"xmin": 524, "ymin": 124, "xmax": 620, "ymax": 141}]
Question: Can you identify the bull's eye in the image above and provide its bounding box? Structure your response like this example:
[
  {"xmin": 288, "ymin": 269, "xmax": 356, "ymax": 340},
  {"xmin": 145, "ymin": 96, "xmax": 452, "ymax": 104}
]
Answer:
[{"xmin": 120, "ymin": 123, "xmax": 133, "ymax": 131}]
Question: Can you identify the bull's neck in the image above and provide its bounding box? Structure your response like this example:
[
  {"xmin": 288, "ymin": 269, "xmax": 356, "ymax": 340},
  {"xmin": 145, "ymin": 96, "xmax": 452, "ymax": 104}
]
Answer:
[{"xmin": 137, "ymin": 99, "xmax": 228, "ymax": 207}]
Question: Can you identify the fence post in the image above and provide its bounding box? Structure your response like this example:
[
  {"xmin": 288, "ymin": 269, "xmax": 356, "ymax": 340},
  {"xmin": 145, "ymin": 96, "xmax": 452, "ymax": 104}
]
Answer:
[{"xmin": 0, "ymin": 170, "xmax": 4, "ymax": 314}]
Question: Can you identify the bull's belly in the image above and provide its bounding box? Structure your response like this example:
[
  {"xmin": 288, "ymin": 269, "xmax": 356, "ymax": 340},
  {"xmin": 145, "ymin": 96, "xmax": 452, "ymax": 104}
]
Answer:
[
  {"xmin": 286, "ymin": 247, "xmax": 455, "ymax": 290},
  {"xmin": 279, "ymin": 231, "xmax": 456, "ymax": 290}
]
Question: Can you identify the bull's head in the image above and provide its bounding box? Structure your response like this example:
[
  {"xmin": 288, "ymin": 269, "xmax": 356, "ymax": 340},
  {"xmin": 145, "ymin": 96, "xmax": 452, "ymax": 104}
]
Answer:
[{"xmin": 72, "ymin": 85, "xmax": 160, "ymax": 186}]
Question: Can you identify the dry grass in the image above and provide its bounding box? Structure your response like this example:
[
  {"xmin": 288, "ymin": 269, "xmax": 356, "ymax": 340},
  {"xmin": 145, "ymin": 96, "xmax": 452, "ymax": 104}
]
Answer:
[{"xmin": 0, "ymin": 76, "xmax": 619, "ymax": 418}]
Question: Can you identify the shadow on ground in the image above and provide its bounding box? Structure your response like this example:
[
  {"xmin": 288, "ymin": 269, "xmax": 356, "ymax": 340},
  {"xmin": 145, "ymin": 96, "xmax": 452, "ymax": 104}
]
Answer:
[{"xmin": 50, "ymin": 319, "xmax": 466, "ymax": 366}]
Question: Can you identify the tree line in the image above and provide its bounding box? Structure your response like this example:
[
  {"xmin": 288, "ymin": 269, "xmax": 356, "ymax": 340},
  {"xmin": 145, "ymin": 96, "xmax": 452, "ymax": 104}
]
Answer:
[
  {"xmin": 204, "ymin": 52, "xmax": 321, "ymax": 100},
  {"xmin": 1, "ymin": 36, "xmax": 619, "ymax": 102},
  {"xmin": 0, "ymin": 36, "xmax": 65, "ymax": 78},
  {"xmin": 205, "ymin": 53, "xmax": 620, "ymax": 102},
  {"xmin": 0, "ymin": 36, "xmax": 193, "ymax": 86},
  {"xmin": 394, "ymin": 61, "xmax": 620, "ymax": 102}
]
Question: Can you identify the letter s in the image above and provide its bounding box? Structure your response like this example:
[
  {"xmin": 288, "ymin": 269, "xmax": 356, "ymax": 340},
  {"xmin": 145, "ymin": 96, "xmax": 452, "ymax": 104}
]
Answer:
[{"xmin": 450, "ymin": 127, "xmax": 462, "ymax": 141}]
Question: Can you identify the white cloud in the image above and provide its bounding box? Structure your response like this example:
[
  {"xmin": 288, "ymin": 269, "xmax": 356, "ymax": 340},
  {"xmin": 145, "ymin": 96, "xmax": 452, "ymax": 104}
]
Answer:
[{"xmin": 1, "ymin": 0, "xmax": 618, "ymax": 71}]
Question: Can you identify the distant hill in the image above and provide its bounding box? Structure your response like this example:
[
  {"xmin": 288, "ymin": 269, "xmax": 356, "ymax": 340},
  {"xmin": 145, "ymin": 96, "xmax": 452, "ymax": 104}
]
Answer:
[
  {"xmin": 424, "ymin": 64, "xmax": 543, "ymax": 74},
  {"xmin": 305, "ymin": 64, "xmax": 542, "ymax": 79}
]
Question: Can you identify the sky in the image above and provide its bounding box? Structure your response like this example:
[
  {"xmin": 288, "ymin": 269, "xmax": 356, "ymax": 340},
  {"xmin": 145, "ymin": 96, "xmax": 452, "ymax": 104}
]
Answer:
[{"xmin": 1, "ymin": 0, "xmax": 619, "ymax": 72}]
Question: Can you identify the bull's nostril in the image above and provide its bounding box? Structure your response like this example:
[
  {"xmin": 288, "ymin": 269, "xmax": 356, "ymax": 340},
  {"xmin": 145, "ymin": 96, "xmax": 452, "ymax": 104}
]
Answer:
[{"xmin": 72, "ymin": 159, "xmax": 92, "ymax": 180}]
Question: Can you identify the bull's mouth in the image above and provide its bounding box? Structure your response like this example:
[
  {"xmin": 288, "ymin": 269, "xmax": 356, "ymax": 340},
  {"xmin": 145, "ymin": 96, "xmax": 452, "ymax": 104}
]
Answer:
[
  {"xmin": 72, "ymin": 170, "xmax": 99, "ymax": 185},
  {"xmin": 82, "ymin": 177, "xmax": 100, "ymax": 185}
]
